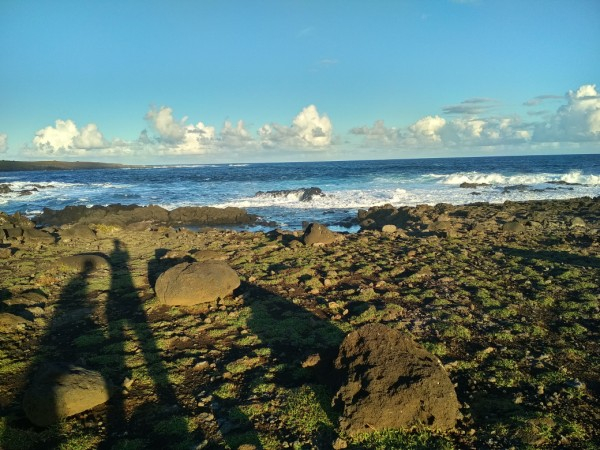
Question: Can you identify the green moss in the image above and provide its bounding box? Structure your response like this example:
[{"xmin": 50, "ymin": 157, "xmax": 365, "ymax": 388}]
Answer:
[
  {"xmin": 350, "ymin": 428, "xmax": 455, "ymax": 450},
  {"xmin": 281, "ymin": 385, "xmax": 336, "ymax": 437}
]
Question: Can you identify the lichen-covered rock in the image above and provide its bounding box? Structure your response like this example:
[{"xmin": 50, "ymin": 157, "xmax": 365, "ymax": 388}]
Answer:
[
  {"xmin": 23, "ymin": 364, "xmax": 112, "ymax": 426},
  {"xmin": 334, "ymin": 323, "xmax": 460, "ymax": 435},
  {"xmin": 155, "ymin": 261, "xmax": 240, "ymax": 306}
]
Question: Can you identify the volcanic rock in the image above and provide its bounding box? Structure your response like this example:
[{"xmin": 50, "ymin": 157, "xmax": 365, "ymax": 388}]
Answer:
[
  {"xmin": 334, "ymin": 323, "xmax": 460, "ymax": 435},
  {"xmin": 155, "ymin": 261, "xmax": 241, "ymax": 306},
  {"xmin": 23, "ymin": 228, "xmax": 56, "ymax": 244},
  {"xmin": 57, "ymin": 254, "xmax": 109, "ymax": 272},
  {"xmin": 0, "ymin": 312, "xmax": 31, "ymax": 332},
  {"xmin": 35, "ymin": 204, "xmax": 257, "ymax": 228},
  {"xmin": 59, "ymin": 224, "xmax": 97, "ymax": 241},
  {"xmin": 254, "ymin": 187, "xmax": 325, "ymax": 202},
  {"xmin": 22, "ymin": 363, "xmax": 112, "ymax": 426},
  {"xmin": 502, "ymin": 221, "xmax": 526, "ymax": 233},
  {"xmin": 303, "ymin": 222, "xmax": 337, "ymax": 245}
]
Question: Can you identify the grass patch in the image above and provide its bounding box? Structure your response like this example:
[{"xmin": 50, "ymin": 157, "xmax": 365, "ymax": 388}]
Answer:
[{"xmin": 350, "ymin": 428, "xmax": 455, "ymax": 450}]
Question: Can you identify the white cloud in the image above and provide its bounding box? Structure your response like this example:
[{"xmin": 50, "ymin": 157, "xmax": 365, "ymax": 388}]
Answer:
[
  {"xmin": 350, "ymin": 120, "xmax": 401, "ymax": 145},
  {"xmin": 220, "ymin": 120, "xmax": 254, "ymax": 148},
  {"xmin": 351, "ymin": 84, "xmax": 600, "ymax": 151},
  {"xmin": 260, "ymin": 105, "xmax": 333, "ymax": 149},
  {"xmin": 73, "ymin": 123, "xmax": 106, "ymax": 149},
  {"xmin": 408, "ymin": 115, "xmax": 446, "ymax": 143},
  {"xmin": 534, "ymin": 84, "xmax": 600, "ymax": 142},
  {"xmin": 30, "ymin": 119, "xmax": 107, "ymax": 156},
  {"xmin": 0, "ymin": 133, "xmax": 7, "ymax": 153},
  {"xmin": 144, "ymin": 106, "xmax": 217, "ymax": 155},
  {"xmin": 145, "ymin": 106, "xmax": 187, "ymax": 142}
]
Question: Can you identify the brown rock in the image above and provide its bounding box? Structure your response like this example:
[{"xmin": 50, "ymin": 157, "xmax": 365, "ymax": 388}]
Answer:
[
  {"xmin": 57, "ymin": 254, "xmax": 109, "ymax": 272},
  {"xmin": 59, "ymin": 224, "xmax": 97, "ymax": 241},
  {"xmin": 334, "ymin": 323, "xmax": 460, "ymax": 435},
  {"xmin": 0, "ymin": 246, "xmax": 12, "ymax": 259},
  {"xmin": 0, "ymin": 312, "xmax": 31, "ymax": 332},
  {"xmin": 155, "ymin": 261, "xmax": 240, "ymax": 306},
  {"xmin": 23, "ymin": 228, "xmax": 56, "ymax": 244},
  {"xmin": 191, "ymin": 249, "xmax": 229, "ymax": 262},
  {"xmin": 23, "ymin": 364, "xmax": 112, "ymax": 426},
  {"xmin": 502, "ymin": 221, "xmax": 525, "ymax": 233},
  {"xmin": 303, "ymin": 222, "xmax": 337, "ymax": 245},
  {"xmin": 381, "ymin": 224, "xmax": 397, "ymax": 234}
]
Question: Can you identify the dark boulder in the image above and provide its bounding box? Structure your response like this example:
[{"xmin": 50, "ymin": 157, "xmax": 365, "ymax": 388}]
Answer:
[
  {"xmin": 303, "ymin": 222, "xmax": 337, "ymax": 245},
  {"xmin": 254, "ymin": 187, "xmax": 325, "ymax": 202}
]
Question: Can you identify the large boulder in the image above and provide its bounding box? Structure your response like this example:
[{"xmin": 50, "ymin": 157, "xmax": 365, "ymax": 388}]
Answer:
[
  {"xmin": 303, "ymin": 222, "xmax": 337, "ymax": 246},
  {"xmin": 23, "ymin": 364, "xmax": 112, "ymax": 426},
  {"xmin": 333, "ymin": 323, "xmax": 460, "ymax": 435},
  {"xmin": 155, "ymin": 261, "xmax": 240, "ymax": 306}
]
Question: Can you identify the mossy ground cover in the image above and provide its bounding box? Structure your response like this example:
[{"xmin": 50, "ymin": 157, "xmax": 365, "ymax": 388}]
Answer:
[{"xmin": 0, "ymin": 208, "xmax": 598, "ymax": 449}]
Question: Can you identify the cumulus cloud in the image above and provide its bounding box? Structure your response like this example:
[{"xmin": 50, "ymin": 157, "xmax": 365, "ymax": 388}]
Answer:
[
  {"xmin": 144, "ymin": 106, "xmax": 216, "ymax": 154},
  {"xmin": 351, "ymin": 84, "xmax": 600, "ymax": 151},
  {"xmin": 533, "ymin": 84, "xmax": 600, "ymax": 142},
  {"xmin": 408, "ymin": 115, "xmax": 446, "ymax": 143},
  {"xmin": 0, "ymin": 133, "xmax": 7, "ymax": 153},
  {"xmin": 145, "ymin": 106, "xmax": 186, "ymax": 142},
  {"xmin": 30, "ymin": 119, "xmax": 107, "ymax": 156},
  {"xmin": 350, "ymin": 120, "xmax": 401, "ymax": 145},
  {"xmin": 220, "ymin": 120, "xmax": 254, "ymax": 148},
  {"xmin": 259, "ymin": 105, "xmax": 333, "ymax": 149}
]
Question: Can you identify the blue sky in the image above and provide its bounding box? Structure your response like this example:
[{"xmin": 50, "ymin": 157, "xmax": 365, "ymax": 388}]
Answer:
[{"xmin": 0, "ymin": 0, "xmax": 599, "ymax": 164}]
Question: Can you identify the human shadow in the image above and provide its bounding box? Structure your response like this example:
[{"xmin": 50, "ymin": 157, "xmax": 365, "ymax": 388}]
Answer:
[
  {"xmin": 216, "ymin": 282, "xmax": 345, "ymax": 448},
  {"xmin": 0, "ymin": 258, "xmax": 103, "ymax": 448},
  {"xmin": 100, "ymin": 239, "xmax": 199, "ymax": 448}
]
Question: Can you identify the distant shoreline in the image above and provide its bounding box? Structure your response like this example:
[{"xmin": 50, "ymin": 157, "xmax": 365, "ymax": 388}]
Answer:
[{"xmin": 0, "ymin": 160, "xmax": 136, "ymax": 172}]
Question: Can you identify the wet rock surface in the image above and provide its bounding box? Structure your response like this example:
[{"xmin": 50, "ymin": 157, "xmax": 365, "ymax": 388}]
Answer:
[{"xmin": 254, "ymin": 187, "xmax": 325, "ymax": 202}]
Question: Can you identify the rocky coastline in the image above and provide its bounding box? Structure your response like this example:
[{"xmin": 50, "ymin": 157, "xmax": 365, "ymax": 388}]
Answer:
[{"xmin": 0, "ymin": 197, "xmax": 598, "ymax": 449}]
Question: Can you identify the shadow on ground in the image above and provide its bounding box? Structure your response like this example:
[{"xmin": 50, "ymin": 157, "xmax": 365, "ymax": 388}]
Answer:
[
  {"xmin": 214, "ymin": 282, "xmax": 345, "ymax": 449},
  {"xmin": 1, "ymin": 240, "xmax": 202, "ymax": 449}
]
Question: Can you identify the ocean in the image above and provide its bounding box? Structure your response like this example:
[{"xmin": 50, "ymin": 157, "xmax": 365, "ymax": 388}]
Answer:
[{"xmin": 1, "ymin": 154, "xmax": 599, "ymax": 231}]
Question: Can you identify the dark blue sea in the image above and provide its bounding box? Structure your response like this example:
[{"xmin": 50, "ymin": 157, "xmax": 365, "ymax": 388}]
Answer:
[{"xmin": 1, "ymin": 154, "xmax": 599, "ymax": 231}]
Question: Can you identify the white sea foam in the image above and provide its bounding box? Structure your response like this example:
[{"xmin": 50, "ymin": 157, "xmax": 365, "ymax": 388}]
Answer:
[{"xmin": 437, "ymin": 170, "xmax": 600, "ymax": 186}]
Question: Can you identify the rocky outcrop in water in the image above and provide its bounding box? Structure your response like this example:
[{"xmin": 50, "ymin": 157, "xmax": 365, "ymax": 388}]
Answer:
[{"xmin": 254, "ymin": 187, "xmax": 325, "ymax": 202}]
